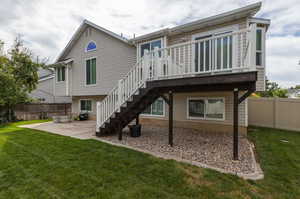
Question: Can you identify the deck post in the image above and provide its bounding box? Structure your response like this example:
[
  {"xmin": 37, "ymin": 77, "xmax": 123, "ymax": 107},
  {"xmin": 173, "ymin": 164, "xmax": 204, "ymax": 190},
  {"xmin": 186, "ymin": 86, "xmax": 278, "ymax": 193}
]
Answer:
[
  {"xmin": 136, "ymin": 114, "xmax": 139, "ymax": 125},
  {"xmin": 168, "ymin": 91, "xmax": 173, "ymax": 147},
  {"xmin": 118, "ymin": 121, "xmax": 122, "ymax": 141},
  {"xmin": 233, "ymin": 88, "xmax": 239, "ymax": 160}
]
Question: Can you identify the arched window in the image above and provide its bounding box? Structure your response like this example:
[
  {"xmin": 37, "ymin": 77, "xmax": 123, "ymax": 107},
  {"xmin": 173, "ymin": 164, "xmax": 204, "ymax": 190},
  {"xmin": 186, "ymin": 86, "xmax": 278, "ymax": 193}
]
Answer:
[{"xmin": 86, "ymin": 41, "xmax": 96, "ymax": 52}]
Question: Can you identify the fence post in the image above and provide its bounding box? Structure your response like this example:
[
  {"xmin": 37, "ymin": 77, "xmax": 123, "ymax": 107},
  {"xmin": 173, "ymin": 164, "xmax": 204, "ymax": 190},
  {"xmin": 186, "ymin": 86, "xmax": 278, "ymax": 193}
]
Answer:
[{"xmin": 274, "ymin": 97, "xmax": 279, "ymax": 129}]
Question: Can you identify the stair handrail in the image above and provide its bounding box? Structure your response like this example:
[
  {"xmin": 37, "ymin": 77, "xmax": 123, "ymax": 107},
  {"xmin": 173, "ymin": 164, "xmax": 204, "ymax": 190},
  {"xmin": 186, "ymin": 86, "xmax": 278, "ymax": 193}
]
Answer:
[{"xmin": 96, "ymin": 55, "xmax": 148, "ymax": 129}]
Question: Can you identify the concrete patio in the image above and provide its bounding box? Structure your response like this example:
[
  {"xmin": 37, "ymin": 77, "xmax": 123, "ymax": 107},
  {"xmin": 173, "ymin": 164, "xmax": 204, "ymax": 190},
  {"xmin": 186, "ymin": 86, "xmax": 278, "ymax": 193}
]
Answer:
[{"xmin": 20, "ymin": 120, "xmax": 96, "ymax": 139}]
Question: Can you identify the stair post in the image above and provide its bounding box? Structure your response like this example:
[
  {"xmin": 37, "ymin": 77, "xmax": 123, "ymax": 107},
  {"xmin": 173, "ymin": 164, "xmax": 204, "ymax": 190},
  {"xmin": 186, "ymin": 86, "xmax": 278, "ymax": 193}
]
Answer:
[
  {"xmin": 96, "ymin": 101, "xmax": 100, "ymax": 132},
  {"xmin": 118, "ymin": 79, "xmax": 123, "ymax": 111},
  {"xmin": 118, "ymin": 121, "xmax": 122, "ymax": 141}
]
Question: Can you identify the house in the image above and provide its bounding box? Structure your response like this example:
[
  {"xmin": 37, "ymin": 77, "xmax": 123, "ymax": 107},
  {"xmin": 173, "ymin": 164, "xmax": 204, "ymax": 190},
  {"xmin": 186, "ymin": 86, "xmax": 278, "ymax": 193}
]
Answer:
[
  {"xmin": 53, "ymin": 2, "xmax": 270, "ymax": 159},
  {"xmin": 29, "ymin": 68, "xmax": 72, "ymax": 103},
  {"xmin": 287, "ymin": 88, "xmax": 300, "ymax": 98}
]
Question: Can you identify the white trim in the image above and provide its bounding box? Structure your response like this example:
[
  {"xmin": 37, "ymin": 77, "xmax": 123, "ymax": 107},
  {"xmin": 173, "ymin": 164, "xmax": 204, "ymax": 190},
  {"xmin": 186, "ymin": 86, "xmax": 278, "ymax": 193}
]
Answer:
[
  {"xmin": 186, "ymin": 97, "xmax": 225, "ymax": 121},
  {"xmin": 255, "ymin": 27, "xmax": 265, "ymax": 67},
  {"xmin": 38, "ymin": 75, "xmax": 54, "ymax": 82},
  {"xmin": 140, "ymin": 98, "xmax": 165, "ymax": 117},
  {"xmin": 84, "ymin": 56, "xmax": 97, "ymax": 86},
  {"xmin": 249, "ymin": 17, "xmax": 271, "ymax": 26},
  {"xmin": 79, "ymin": 99, "xmax": 93, "ymax": 112},
  {"xmin": 85, "ymin": 40, "xmax": 97, "ymax": 53}
]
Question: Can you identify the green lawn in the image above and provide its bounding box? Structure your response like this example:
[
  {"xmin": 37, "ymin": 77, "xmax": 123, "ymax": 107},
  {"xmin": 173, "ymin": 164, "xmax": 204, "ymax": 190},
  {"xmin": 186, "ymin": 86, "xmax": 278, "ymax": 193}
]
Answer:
[{"xmin": 0, "ymin": 121, "xmax": 299, "ymax": 199}]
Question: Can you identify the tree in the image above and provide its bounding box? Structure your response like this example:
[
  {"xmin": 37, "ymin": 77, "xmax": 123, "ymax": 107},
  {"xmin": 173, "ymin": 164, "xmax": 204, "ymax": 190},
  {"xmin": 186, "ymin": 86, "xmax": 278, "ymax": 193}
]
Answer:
[
  {"xmin": 0, "ymin": 38, "xmax": 45, "ymax": 121},
  {"xmin": 256, "ymin": 78, "xmax": 288, "ymax": 98}
]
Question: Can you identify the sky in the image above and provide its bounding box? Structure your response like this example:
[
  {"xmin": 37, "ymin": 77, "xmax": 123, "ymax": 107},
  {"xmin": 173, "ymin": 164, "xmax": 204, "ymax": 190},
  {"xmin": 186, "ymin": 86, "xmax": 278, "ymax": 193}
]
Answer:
[{"xmin": 0, "ymin": 0, "xmax": 299, "ymax": 88}]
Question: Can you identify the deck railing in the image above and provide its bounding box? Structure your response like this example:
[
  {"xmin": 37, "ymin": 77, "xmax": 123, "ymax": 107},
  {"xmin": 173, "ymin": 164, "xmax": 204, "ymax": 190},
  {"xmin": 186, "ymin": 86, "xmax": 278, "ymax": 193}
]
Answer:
[{"xmin": 96, "ymin": 28, "xmax": 255, "ymax": 130}]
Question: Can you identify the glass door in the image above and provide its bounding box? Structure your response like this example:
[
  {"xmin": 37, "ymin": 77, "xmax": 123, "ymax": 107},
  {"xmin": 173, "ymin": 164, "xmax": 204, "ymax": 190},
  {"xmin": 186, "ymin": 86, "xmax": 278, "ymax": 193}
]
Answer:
[{"xmin": 193, "ymin": 30, "xmax": 233, "ymax": 73}]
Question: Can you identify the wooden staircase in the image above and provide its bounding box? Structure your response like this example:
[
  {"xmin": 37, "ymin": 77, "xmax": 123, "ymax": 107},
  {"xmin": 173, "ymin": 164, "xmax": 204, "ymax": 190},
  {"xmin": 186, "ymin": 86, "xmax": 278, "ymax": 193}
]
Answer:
[{"xmin": 96, "ymin": 85, "xmax": 159, "ymax": 136}]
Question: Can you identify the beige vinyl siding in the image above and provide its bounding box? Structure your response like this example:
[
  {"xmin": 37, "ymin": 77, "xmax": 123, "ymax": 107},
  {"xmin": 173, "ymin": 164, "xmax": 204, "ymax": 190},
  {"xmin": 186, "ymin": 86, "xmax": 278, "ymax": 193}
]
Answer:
[
  {"xmin": 140, "ymin": 91, "xmax": 247, "ymax": 127},
  {"xmin": 256, "ymin": 67, "xmax": 265, "ymax": 91},
  {"xmin": 54, "ymin": 68, "xmax": 67, "ymax": 96},
  {"xmin": 167, "ymin": 18, "xmax": 247, "ymax": 45},
  {"xmin": 60, "ymin": 26, "xmax": 136, "ymax": 96}
]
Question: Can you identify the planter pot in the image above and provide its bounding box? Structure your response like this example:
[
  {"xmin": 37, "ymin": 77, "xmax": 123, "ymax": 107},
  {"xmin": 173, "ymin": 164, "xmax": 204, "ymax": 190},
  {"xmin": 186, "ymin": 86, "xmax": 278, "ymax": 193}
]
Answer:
[
  {"xmin": 129, "ymin": 124, "xmax": 141, "ymax": 137},
  {"xmin": 53, "ymin": 115, "xmax": 71, "ymax": 123}
]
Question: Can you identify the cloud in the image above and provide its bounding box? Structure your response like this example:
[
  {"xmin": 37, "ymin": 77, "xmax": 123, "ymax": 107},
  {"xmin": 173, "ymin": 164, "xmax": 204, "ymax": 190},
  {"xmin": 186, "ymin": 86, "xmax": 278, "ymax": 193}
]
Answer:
[{"xmin": 0, "ymin": 0, "xmax": 299, "ymax": 87}]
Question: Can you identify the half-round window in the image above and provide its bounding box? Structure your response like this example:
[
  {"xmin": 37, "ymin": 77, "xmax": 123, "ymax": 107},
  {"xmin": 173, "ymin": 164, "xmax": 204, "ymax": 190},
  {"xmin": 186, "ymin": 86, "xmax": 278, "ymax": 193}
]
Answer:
[{"xmin": 86, "ymin": 41, "xmax": 96, "ymax": 52}]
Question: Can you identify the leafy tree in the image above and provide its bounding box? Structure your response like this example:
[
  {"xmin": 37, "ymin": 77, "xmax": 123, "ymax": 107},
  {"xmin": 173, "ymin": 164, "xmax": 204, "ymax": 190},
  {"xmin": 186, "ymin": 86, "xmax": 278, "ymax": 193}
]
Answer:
[
  {"xmin": 256, "ymin": 78, "xmax": 288, "ymax": 98},
  {"xmin": 0, "ymin": 38, "xmax": 45, "ymax": 121}
]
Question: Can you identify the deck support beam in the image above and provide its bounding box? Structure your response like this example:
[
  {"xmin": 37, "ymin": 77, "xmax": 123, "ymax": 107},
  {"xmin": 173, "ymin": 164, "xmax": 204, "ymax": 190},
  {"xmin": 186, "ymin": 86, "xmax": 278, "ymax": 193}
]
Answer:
[
  {"xmin": 168, "ymin": 91, "xmax": 173, "ymax": 147},
  {"xmin": 233, "ymin": 88, "xmax": 239, "ymax": 160},
  {"xmin": 238, "ymin": 88, "xmax": 255, "ymax": 104}
]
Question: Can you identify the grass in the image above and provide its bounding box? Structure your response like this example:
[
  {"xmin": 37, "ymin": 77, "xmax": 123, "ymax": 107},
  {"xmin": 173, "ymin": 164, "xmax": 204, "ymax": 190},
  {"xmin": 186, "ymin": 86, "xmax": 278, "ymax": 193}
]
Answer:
[{"xmin": 0, "ymin": 121, "xmax": 299, "ymax": 199}]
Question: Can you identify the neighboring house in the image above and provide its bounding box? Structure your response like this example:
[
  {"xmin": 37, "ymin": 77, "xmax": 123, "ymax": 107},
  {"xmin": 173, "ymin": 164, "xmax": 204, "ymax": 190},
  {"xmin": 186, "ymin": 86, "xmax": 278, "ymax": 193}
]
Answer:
[
  {"xmin": 287, "ymin": 88, "xmax": 300, "ymax": 98},
  {"xmin": 53, "ymin": 1, "xmax": 270, "ymax": 143},
  {"xmin": 29, "ymin": 68, "xmax": 71, "ymax": 103}
]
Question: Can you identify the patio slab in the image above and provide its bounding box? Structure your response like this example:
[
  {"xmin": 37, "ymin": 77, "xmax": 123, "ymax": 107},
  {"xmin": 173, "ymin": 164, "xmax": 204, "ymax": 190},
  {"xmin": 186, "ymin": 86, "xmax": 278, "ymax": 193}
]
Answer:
[{"xmin": 20, "ymin": 121, "xmax": 96, "ymax": 139}]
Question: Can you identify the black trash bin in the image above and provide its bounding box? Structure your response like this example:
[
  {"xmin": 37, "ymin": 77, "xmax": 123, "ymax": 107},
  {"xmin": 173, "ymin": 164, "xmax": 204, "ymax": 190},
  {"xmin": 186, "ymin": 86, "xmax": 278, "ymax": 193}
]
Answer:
[
  {"xmin": 129, "ymin": 124, "xmax": 141, "ymax": 137},
  {"xmin": 79, "ymin": 112, "xmax": 89, "ymax": 121}
]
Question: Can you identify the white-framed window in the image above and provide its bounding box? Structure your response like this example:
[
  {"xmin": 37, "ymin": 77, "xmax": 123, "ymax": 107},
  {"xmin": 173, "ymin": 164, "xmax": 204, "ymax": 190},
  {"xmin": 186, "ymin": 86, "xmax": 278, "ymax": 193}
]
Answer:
[
  {"xmin": 187, "ymin": 97, "xmax": 225, "ymax": 120},
  {"xmin": 86, "ymin": 41, "xmax": 97, "ymax": 52},
  {"xmin": 142, "ymin": 98, "xmax": 164, "ymax": 116},
  {"xmin": 138, "ymin": 38, "xmax": 163, "ymax": 58},
  {"xmin": 56, "ymin": 67, "xmax": 65, "ymax": 82},
  {"xmin": 80, "ymin": 99, "xmax": 92, "ymax": 112},
  {"xmin": 256, "ymin": 27, "xmax": 265, "ymax": 66},
  {"xmin": 86, "ymin": 58, "xmax": 96, "ymax": 85}
]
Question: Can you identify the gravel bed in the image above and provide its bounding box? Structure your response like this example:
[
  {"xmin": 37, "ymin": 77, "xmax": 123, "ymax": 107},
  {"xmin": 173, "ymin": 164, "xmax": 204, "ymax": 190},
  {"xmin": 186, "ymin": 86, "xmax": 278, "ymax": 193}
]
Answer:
[{"xmin": 99, "ymin": 125, "xmax": 256, "ymax": 174}]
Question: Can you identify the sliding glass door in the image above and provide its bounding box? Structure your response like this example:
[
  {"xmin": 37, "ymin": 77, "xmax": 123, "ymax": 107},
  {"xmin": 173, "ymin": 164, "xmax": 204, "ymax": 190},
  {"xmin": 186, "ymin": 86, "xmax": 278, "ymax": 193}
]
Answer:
[{"xmin": 194, "ymin": 31, "xmax": 233, "ymax": 73}]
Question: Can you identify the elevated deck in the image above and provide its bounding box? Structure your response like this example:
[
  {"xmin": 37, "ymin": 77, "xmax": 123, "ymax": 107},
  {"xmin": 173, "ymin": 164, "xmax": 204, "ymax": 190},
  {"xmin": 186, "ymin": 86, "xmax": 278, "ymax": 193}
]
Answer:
[{"xmin": 147, "ymin": 71, "xmax": 257, "ymax": 93}]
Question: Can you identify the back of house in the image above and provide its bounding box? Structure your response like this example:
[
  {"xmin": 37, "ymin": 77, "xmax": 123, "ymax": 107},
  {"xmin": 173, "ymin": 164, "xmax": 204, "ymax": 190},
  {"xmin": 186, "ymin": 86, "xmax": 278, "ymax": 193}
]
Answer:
[{"xmin": 53, "ymin": 2, "xmax": 270, "ymax": 135}]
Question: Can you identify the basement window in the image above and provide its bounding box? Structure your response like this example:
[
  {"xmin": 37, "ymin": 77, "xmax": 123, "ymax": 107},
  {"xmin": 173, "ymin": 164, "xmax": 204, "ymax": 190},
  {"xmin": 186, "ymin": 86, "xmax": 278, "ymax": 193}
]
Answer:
[
  {"xmin": 142, "ymin": 98, "xmax": 164, "ymax": 116},
  {"xmin": 187, "ymin": 97, "xmax": 225, "ymax": 120},
  {"xmin": 80, "ymin": 100, "xmax": 92, "ymax": 112}
]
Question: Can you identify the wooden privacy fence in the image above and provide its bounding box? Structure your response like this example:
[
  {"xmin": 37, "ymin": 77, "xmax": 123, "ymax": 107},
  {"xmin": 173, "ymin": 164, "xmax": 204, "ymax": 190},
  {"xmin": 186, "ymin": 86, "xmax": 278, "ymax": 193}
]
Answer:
[
  {"xmin": 248, "ymin": 97, "xmax": 300, "ymax": 131},
  {"xmin": 14, "ymin": 103, "xmax": 71, "ymax": 121}
]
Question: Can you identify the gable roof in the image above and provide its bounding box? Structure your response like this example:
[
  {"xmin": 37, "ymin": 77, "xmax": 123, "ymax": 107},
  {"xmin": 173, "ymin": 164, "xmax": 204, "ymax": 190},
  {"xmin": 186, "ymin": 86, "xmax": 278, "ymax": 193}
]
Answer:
[
  {"xmin": 55, "ymin": 19, "xmax": 131, "ymax": 63},
  {"xmin": 130, "ymin": 2, "xmax": 263, "ymax": 43}
]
